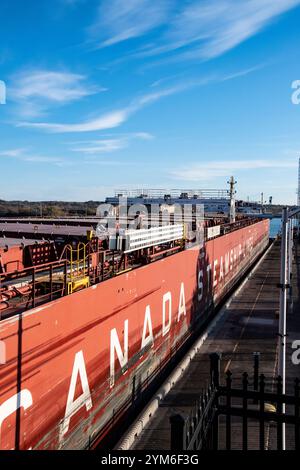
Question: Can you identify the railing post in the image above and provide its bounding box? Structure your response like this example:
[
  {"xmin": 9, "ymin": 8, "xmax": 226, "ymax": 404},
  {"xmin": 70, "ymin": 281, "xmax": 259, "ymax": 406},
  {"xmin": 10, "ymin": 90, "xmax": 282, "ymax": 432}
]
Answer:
[
  {"xmin": 50, "ymin": 264, "xmax": 53, "ymax": 301},
  {"xmin": 259, "ymin": 374, "xmax": 265, "ymax": 451},
  {"xmin": 32, "ymin": 268, "xmax": 36, "ymax": 308},
  {"xmin": 210, "ymin": 352, "xmax": 221, "ymax": 387},
  {"xmin": 64, "ymin": 260, "xmax": 67, "ymax": 295},
  {"xmin": 210, "ymin": 352, "xmax": 221, "ymax": 449},
  {"xmin": 242, "ymin": 372, "xmax": 248, "ymax": 451},
  {"xmin": 226, "ymin": 370, "xmax": 232, "ymax": 450},
  {"xmin": 253, "ymin": 351, "xmax": 260, "ymax": 404},
  {"xmin": 170, "ymin": 414, "xmax": 187, "ymax": 450}
]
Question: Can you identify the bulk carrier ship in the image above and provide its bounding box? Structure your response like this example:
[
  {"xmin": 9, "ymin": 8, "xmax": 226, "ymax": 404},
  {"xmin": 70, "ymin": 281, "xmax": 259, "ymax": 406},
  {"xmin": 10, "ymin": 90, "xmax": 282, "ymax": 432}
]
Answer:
[{"xmin": 0, "ymin": 187, "xmax": 270, "ymax": 450}]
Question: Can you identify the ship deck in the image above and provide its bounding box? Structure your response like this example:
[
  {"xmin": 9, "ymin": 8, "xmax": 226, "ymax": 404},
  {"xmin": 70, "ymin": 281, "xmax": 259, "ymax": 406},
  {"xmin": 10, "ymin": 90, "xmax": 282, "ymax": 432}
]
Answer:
[
  {"xmin": 0, "ymin": 237, "xmax": 42, "ymax": 248},
  {"xmin": 0, "ymin": 215, "xmax": 264, "ymax": 321}
]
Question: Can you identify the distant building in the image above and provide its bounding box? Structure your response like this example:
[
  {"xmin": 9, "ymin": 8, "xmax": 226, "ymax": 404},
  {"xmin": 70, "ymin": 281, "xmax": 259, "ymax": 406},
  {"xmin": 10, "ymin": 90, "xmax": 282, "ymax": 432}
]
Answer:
[{"xmin": 105, "ymin": 189, "xmax": 231, "ymax": 214}]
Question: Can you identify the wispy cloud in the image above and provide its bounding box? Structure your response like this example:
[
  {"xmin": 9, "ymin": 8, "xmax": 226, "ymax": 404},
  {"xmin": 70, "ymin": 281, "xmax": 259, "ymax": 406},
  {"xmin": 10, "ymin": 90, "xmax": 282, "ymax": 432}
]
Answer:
[
  {"xmin": 10, "ymin": 69, "xmax": 104, "ymax": 118},
  {"xmin": 70, "ymin": 132, "xmax": 153, "ymax": 154},
  {"xmin": 94, "ymin": 0, "xmax": 300, "ymax": 63},
  {"xmin": 72, "ymin": 139, "xmax": 126, "ymax": 154},
  {"xmin": 0, "ymin": 148, "xmax": 26, "ymax": 158},
  {"xmin": 0, "ymin": 148, "xmax": 65, "ymax": 164},
  {"xmin": 16, "ymin": 80, "xmax": 208, "ymax": 132},
  {"xmin": 89, "ymin": 0, "xmax": 172, "ymax": 47},
  {"xmin": 169, "ymin": 0, "xmax": 300, "ymax": 61},
  {"xmin": 16, "ymin": 67, "xmax": 256, "ymax": 133},
  {"xmin": 170, "ymin": 159, "xmax": 298, "ymax": 181},
  {"xmin": 18, "ymin": 108, "xmax": 130, "ymax": 132},
  {"xmin": 0, "ymin": 147, "xmax": 133, "ymax": 168}
]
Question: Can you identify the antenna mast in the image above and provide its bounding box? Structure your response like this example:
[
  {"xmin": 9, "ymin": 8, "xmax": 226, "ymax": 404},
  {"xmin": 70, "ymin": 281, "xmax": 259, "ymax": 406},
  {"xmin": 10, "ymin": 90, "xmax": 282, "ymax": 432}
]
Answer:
[{"xmin": 228, "ymin": 176, "xmax": 237, "ymax": 223}]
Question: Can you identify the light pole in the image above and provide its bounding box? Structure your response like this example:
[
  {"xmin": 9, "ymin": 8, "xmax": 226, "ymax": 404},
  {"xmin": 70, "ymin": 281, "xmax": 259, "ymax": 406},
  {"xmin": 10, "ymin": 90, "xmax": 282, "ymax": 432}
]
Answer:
[
  {"xmin": 278, "ymin": 208, "xmax": 288, "ymax": 449},
  {"xmin": 289, "ymin": 219, "xmax": 293, "ymax": 284},
  {"xmin": 278, "ymin": 206, "xmax": 300, "ymax": 449}
]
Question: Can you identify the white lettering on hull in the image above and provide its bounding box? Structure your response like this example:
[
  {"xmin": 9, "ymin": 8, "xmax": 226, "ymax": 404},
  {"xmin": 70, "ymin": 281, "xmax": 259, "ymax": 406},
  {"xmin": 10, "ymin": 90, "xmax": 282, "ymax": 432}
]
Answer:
[
  {"xmin": 177, "ymin": 282, "xmax": 186, "ymax": 322},
  {"xmin": 213, "ymin": 259, "xmax": 218, "ymax": 288},
  {"xmin": 141, "ymin": 306, "xmax": 154, "ymax": 350},
  {"xmin": 60, "ymin": 350, "xmax": 92, "ymax": 440},
  {"xmin": 162, "ymin": 292, "xmax": 172, "ymax": 336},
  {"xmin": 225, "ymin": 252, "xmax": 230, "ymax": 274},
  {"xmin": 0, "ymin": 390, "xmax": 33, "ymax": 446},
  {"xmin": 219, "ymin": 256, "xmax": 224, "ymax": 281},
  {"xmin": 110, "ymin": 320, "xmax": 129, "ymax": 388}
]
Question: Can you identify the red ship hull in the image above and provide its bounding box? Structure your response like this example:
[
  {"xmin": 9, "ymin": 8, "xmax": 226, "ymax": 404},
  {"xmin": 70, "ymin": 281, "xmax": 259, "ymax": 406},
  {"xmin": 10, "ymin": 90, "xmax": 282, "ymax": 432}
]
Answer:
[{"xmin": 0, "ymin": 219, "xmax": 269, "ymax": 449}]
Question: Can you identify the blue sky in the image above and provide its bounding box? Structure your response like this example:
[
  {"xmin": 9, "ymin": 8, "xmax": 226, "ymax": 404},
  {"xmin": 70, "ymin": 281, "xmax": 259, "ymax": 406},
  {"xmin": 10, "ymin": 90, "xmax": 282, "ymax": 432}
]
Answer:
[{"xmin": 1, "ymin": 0, "xmax": 300, "ymax": 203}]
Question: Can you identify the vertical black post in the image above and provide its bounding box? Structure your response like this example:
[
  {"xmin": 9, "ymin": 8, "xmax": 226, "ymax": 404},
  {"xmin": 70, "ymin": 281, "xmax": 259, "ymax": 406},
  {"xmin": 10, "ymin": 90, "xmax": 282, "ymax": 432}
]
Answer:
[
  {"xmin": 226, "ymin": 370, "xmax": 232, "ymax": 450},
  {"xmin": 64, "ymin": 260, "xmax": 67, "ymax": 295},
  {"xmin": 295, "ymin": 378, "xmax": 300, "ymax": 450},
  {"xmin": 50, "ymin": 264, "xmax": 53, "ymax": 301},
  {"xmin": 101, "ymin": 252, "xmax": 104, "ymax": 282},
  {"xmin": 259, "ymin": 374, "xmax": 265, "ymax": 451},
  {"xmin": 277, "ymin": 376, "xmax": 283, "ymax": 450},
  {"xmin": 210, "ymin": 352, "xmax": 221, "ymax": 449},
  {"xmin": 253, "ymin": 352, "xmax": 260, "ymax": 404},
  {"xmin": 32, "ymin": 268, "xmax": 36, "ymax": 308},
  {"xmin": 210, "ymin": 352, "xmax": 221, "ymax": 387},
  {"xmin": 170, "ymin": 414, "xmax": 187, "ymax": 450},
  {"xmin": 242, "ymin": 372, "xmax": 248, "ymax": 451}
]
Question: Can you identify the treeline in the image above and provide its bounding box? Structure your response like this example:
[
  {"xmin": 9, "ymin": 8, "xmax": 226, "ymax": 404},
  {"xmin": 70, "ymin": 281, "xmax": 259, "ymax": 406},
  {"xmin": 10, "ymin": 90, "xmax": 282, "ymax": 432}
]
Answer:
[
  {"xmin": 0, "ymin": 200, "xmax": 290, "ymax": 218},
  {"xmin": 0, "ymin": 200, "xmax": 102, "ymax": 217}
]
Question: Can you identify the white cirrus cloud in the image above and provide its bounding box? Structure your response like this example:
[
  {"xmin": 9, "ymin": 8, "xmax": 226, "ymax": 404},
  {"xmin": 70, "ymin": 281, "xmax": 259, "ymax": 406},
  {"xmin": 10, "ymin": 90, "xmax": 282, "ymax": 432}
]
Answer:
[
  {"xmin": 0, "ymin": 148, "xmax": 26, "ymax": 158},
  {"xmin": 72, "ymin": 139, "xmax": 127, "ymax": 154},
  {"xmin": 16, "ymin": 76, "xmax": 214, "ymax": 133},
  {"xmin": 70, "ymin": 132, "xmax": 154, "ymax": 154},
  {"xmin": 0, "ymin": 148, "xmax": 65, "ymax": 164},
  {"xmin": 170, "ymin": 159, "xmax": 298, "ymax": 181},
  {"xmin": 16, "ymin": 66, "xmax": 257, "ymax": 133},
  {"xmin": 106, "ymin": 0, "xmax": 300, "ymax": 62},
  {"xmin": 89, "ymin": 0, "xmax": 172, "ymax": 47},
  {"xmin": 10, "ymin": 69, "xmax": 105, "ymax": 118},
  {"xmin": 17, "ymin": 108, "xmax": 130, "ymax": 132},
  {"xmin": 172, "ymin": 0, "xmax": 300, "ymax": 60}
]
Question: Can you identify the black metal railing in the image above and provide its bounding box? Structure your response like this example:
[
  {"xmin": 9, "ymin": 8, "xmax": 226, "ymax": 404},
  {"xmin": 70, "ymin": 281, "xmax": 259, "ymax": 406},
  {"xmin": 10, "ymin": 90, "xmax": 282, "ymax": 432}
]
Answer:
[{"xmin": 170, "ymin": 353, "xmax": 300, "ymax": 450}]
